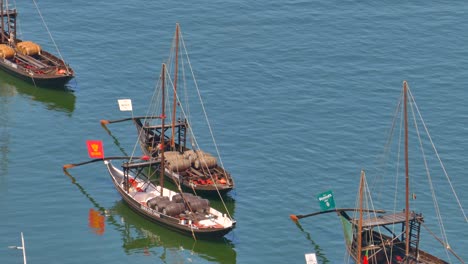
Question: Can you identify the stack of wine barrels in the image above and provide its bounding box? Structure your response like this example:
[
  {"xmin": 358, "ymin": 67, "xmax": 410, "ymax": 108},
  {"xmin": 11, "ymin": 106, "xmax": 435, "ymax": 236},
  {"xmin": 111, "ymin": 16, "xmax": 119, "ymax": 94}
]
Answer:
[
  {"xmin": 146, "ymin": 192, "xmax": 210, "ymax": 217},
  {"xmin": 147, "ymin": 196, "xmax": 170, "ymax": 211},
  {"xmin": 172, "ymin": 192, "xmax": 210, "ymax": 213},
  {"xmin": 164, "ymin": 151, "xmax": 191, "ymax": 172},
  {"xmin": 146, "ymin": 196, "xmax": 185, "ymax": 217},
  {"xmin": 184, "ymin": 150, "xmax": 217, "ymax": 169},
  {"xmin": 162, "ymin": 149, "xmax": 218, "ymax": 171},
  {"xmin": 163, "ymin": 202, "xmax": 186, "ymax": 216},
  {"xmin": 16, "ymin": 41, "xmax": 41, "ymax": 56}
]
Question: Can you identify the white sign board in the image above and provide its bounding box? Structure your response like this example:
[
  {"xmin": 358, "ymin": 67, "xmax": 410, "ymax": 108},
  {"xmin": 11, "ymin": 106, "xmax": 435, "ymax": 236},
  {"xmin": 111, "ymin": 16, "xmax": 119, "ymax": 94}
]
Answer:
[{"xmin": 118, "ymin": 99, "xmax": 133, "ymax": 111}]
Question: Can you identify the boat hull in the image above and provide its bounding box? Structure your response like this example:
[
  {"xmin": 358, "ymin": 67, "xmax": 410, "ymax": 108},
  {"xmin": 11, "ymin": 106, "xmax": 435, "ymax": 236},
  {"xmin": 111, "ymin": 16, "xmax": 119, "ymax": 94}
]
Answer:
[
  {"xmin": 340, "ymin": 212, "xmax": 449, "ymax": 264},
  {"xmin": 116, "ymin": 187, "xmax": 234, "ymax": 239},
  {"xmin": 166, "ymin": 168, "xmax": 234, "ymax": 196},
  {"xmin": 105, "ymin": 161, "xmax": 235, "ymax": 239},
  {"xmin": 0, "ymin": 62, "xmax": 73, "ymax": 87},
  {"xmin": 0, "ymin": 52, "xmax": 74, "ymax": 89},
  {"xmin": 347, "ymin": 237, "xmax": 449, "ymax": 264}
]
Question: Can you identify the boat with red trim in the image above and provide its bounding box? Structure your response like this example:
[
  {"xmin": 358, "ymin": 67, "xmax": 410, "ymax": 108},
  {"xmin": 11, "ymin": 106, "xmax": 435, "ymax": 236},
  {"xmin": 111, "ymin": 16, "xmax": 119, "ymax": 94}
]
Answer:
[
  {"xmin": 101, "ymin": 24, "xmax": 234, "ymax": 196},
  {"xmin": 104, "ymin": 158, "xmax": 236, "ymax": 239},
  {"xmin": 0, "ymin": 1, "xmax": 74, "ymax": 88}
]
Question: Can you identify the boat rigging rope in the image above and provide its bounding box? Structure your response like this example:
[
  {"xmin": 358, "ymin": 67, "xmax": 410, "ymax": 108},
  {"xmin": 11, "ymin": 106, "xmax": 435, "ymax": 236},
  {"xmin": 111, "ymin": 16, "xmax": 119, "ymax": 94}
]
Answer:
[
  {"xmin": 357, "ymin": 171, "xmax": 395, "ymax": 263},
  {"xmin": 136, "ymin": 29, "xmax": 233, "ymax": 220},
  {"xmin": 179, "ymin": 33, "xmax": 229, "ymax": 181},
  {"xmin": 369, "ymin": 89, "xmax": 405, "ymax": 262},
  {"xmin": 166, "ymin": 34, "xmax": 233, "ymax": 219},
  {"xmin": 357, "ymin": 84, "xmax": 467, "ymax": 263},
  {"xmin": 166, "ymin": 73, "xmax": 233, "ymax": 220},
  {"xmin": 421, "ymin": 222, "xmax": 465, "ymax": 264},
  {"xmin": 372, "ymin": 89, "xmax": 403, "ymax": 201},
  {"xmin": 354, "ymin": 92, "xmax": 405, "ymax": 262},
  {"xmin": 172, "ymin": 173, "xmax": 197, "ymax": 241},
  {"xmin": 130, "ymin": 70, "xmax": 163, "ymax": 164},
  {"xmin": 31, "ymin": 0, "xmax": 70, "ymax": 74},
  {"xmin": 407, "ymin": 89, "xmax": 450, "ymax": 256},
  {"xmin": 407, "ymin": 88, "xmax": 467, "ymax": 223}
]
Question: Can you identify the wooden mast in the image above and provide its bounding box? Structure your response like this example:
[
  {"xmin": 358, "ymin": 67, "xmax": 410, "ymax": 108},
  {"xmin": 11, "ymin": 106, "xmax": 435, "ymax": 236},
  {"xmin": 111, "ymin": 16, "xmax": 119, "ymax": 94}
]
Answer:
[
  {"xmin": 356, "ymin": 170, "xmax": 365, "ymax": 264},
  {"xmin": 159, "ymin": 63, "xmax": 167, "ymax": 195},
  {"xmin": 1, "ymin": 0, "xmax": 15, "ymax": 45},
  {"xmin": 404, "ymin": 81, "xmax": 410, "ymax": 258},
  {"xmin": 1, "ymin": 0, "xmax": 5, "ymax": 43},
  {"xmin": 11, "ymin": 2, "xmax": 15, "ymax": 46},
  {"xmin": 170, "ymin": 24, "xmax": 180, "ymax": 150}
]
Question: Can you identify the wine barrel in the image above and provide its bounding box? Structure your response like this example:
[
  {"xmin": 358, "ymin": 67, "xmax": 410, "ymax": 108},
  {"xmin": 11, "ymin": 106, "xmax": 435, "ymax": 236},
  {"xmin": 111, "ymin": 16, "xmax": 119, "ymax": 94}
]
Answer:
[
  {"xmin": 0, "ymin": 44, "xmax": 15, "ymax": 59},
  {"xmin": 17, "ymin": 41, "xmax": 41, "ymax": 56},
  {"xmin": 166, "ymin": 155, "xmax": 191, "ymax": 171},
  {"xmin": 163, "ymin": 203, "xmax": 186, "ymax": 216}
]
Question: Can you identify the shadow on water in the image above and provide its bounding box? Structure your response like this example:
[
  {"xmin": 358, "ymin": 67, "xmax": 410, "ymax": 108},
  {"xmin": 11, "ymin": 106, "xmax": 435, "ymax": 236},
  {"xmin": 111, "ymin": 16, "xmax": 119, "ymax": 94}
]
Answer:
[
  {"xmin": 292, "ymin": 221, "xmax": 329, "ymax": 264},
  {"xmin": 64, "ymin": 171, "xmax": 237, "ymax": 263},
  {"xmin": 0, "ymin": 91, "xmax": 10, "ymax": 183},
  {"xmin": 111, "ymin": 201, "xmax": 237, "ymax": 263},
  {"xmin": 100, "ymin": 123, "xmax": 129, "ymax": 156},
  {"xmin": 0, "ymin": 70, "xmax": 76, "ymax": 114}
]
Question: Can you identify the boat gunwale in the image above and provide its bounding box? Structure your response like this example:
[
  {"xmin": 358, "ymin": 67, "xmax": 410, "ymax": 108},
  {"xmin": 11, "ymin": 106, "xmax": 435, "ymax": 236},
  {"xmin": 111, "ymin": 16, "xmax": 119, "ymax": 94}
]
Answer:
[{"xmin": 104, "ymin": 160, "xmax": 235, "ymax": 238}]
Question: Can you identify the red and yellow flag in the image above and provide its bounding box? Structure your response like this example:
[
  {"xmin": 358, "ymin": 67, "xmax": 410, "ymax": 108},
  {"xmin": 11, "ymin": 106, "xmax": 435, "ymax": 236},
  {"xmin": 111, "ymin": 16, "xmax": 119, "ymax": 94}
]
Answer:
[{"xmin": 86, "ymin": 140, "xmax": 104, "ymax": 159}]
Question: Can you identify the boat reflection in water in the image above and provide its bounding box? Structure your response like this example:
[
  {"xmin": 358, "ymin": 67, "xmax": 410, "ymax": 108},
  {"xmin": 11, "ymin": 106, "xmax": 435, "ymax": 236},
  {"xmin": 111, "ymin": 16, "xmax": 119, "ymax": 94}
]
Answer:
[
  {"xmin": 109, "ymin": 201, "xmax": 237, "ymax": 263},
  {"xmin": 66, "ymin": 172, "xmax": 237, "ymax": 263},
  {"xmin": 0, "ymin": 70, "xmax": 74, "ymax": 183},
  {"xmin": 0, "ymin": 70, "xmax": 75, "ymax": 114},
  {"xmin": 88, "ymin": 208, "xmax": 105, "ymax": 235}
]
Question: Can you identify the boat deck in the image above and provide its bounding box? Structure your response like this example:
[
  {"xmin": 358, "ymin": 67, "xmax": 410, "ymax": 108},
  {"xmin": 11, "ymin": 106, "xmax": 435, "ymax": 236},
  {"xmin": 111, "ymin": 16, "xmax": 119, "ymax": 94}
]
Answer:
[
  {"xmin": 16, "ymin": 54, "xmax": 48, "ymax": 68},
  {"xmin": 352, "ymin": 211, "xmax": 422, "ymax": 228}
]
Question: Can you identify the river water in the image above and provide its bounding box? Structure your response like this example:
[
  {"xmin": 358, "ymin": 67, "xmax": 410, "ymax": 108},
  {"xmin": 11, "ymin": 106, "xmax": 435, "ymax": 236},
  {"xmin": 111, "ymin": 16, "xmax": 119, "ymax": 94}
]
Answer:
[{"xmin": 1, "ymin": 1, "xmax": 467, "ymax": 263}]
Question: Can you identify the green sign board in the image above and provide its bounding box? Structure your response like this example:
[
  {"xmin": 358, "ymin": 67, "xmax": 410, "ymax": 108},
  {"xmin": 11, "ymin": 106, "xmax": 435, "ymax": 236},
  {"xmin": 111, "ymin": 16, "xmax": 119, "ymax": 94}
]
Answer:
[{"xmin": 316, "ymin": 190, "xmax": 335, "ymax": 210}]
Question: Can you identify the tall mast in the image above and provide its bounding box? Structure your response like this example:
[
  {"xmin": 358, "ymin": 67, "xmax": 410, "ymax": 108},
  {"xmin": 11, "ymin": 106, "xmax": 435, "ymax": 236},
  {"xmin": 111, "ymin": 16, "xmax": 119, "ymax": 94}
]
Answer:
[
  {"xmin": 1, "ymin": 0, "xmax": 5, "ymax": 43},
  {"xmin": 159, "ymin": 63, "xmax": 167, "ymax": 194},
  {"xmin": 356, "ymin": 170, "xmax": 365, "ymax": 264},
  {"xmin": 170, "ymin": 23, "xmax": 180, "ymax": 150},
  {"xmin": 404, "ymin": 81, "xmax": 410, "ymax": 257}
]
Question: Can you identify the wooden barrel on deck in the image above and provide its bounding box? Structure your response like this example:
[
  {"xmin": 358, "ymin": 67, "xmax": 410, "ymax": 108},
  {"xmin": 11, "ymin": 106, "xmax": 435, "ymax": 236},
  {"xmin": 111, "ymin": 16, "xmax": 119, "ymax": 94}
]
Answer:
[
  {"xmin": 17, "ymin": 41, "xmax": 42, "ymax": 56},
  {"xmin": 166, "ymin": 155, "xmax": 191, "ymax": 172},
  {"xmin": 163, "ymin": 203, "xmax": 186, "ymax": 216},
  {"xmin": 0, "ymin": 44, "xmax": 15, "ymax": 59},
  {"xmin": 194, "ymin": 155, "xmax": 217, "ymax": 169},
  {"xmin": 172, "ymin": 193, "xmax": 194, "ymax": 203}
]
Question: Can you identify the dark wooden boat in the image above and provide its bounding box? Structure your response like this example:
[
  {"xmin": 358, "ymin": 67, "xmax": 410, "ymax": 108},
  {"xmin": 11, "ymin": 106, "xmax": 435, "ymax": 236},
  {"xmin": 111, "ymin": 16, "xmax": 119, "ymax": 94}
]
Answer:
[
  {"xmin": 338, "ymin": 173, "xmax": 451, "ymax": 264},
  {"xmin": 103, "ymin": 64, "xmax": 235, "ymax": 239},
  {"xmin": 0, "ymin": 1, "xmax": 74, "ymax": 88},
  {"xmin": 65, "ymin": 168, "xmax": 237, "ymax": 260},
  {"xmin": 101, "ymin": 24, "xmax": 234, "ymax": 195},
  {"xmin": 104, "ymin": 159, "xmax": 236, "ymax": 239},
  {"xmin": 130, "ymin": 115, "xmax": 235, "ymax": 195},
  {"xmin": 292, "ymin": 81, "xmax": 465, "ymax": 263}
]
